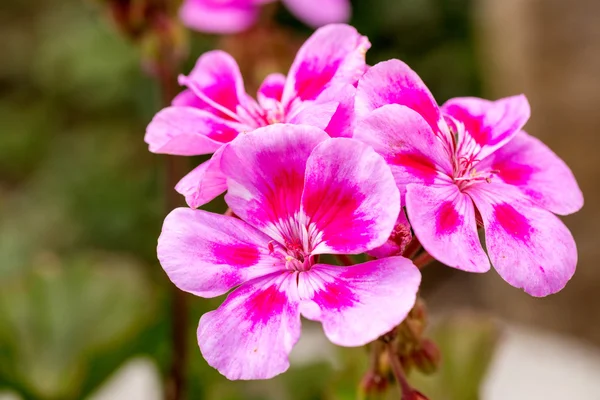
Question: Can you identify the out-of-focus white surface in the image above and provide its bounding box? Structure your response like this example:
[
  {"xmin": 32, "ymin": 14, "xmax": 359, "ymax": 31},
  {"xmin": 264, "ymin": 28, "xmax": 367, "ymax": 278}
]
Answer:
[
  {"xmin": 482, "ymin": 326, "xmax": 600, "ymax": 400},
  {"xmin": 0, "ymin": 391, "xmax": 21, "ymax": 400},
  {"xmin": 87, "ymin": 357, "xmax": 162, "ymax": 400}
]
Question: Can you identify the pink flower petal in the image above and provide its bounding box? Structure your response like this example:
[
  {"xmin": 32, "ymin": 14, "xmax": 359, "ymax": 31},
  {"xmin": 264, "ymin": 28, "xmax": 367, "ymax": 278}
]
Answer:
[
  {"xmin": 298, "ymin": 257, "xmax": 420, "ymax": 346},
  {"xmin": 478, "ymin": 131, "xmax": 583, "ymax": 215},
  {"xmin": 158, "ymin": 208, "xmax": 285, "ymax": 298},
  {"xmin": 145, "ymin": 107, "xmax": 242, "ymax": 155},
  {"xmin": 179, "ymin": 0, "xmax": 258, "ymax": 35},
  {"xmin": 367, "ymin": 210, "xmax": 413, "ymax": 258},
  {"xmin": 287, "ymin": 99, "xmax": 340, "ymax": 131},
  {"xmin": 302, "ymin": 138, "xmax": 400, "ymax": 255},
  {"xmin": 198, "ymin": 271, "xmax": 301, "ymax": 380},
  {"xmin": 355, "ymin": 104, "xmax": 453, "ymax": 197},
  {"xmin": 179, "ymin": 50, "xmax": 248, "ymax": 119},
  {"xmin": 467, "ymin": 183, "xmax": 577, "ymax": 296},
  {"xmin": 281, "ymin": 0, "xmax": 351, "ymax": 28},
  {"xmin": 257, "ymin": 73, "xmax": 286, "ymax": 110},
  {"xmin": 283, "ymin": 24, "xmax": 370, "ymax": 104},
  {"xmin": 405, "ymin": 183, "xmax": 490, "ymax": 273},
  {"xmin": 175, "ymin": 146, "xmax": 228, "ymax": 208},
  {"xmin": 355, "ymin": 60, "xmax": 442, "ymax": 133},
  {"xmin": 442, "ymin": 95, "xmax": 530, "ymax": 160},
  {"xmin": 323, "ymin": 84, "xmax": 357, "ymax": 138},
  {"xmin": 221, "ymin": 124, "xmax": 329, "ymax": 240}
]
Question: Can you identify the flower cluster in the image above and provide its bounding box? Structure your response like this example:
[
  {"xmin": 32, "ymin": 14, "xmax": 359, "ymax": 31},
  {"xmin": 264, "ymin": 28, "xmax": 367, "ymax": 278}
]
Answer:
[{"xmin": 147, "ymin": 24, "xmax": 583, "ymax": 380}]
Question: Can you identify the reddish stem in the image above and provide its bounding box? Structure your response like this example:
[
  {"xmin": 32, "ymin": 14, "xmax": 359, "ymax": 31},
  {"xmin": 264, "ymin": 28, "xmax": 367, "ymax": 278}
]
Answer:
[
  {"xmin": 402, "ymin": 238, "xmax": 422, "ymax": 260},
  {"xmin": 335, "ymin": 254, "xmax": 354, "ymax": 266},
  {"xmin": 156, "ymin": 44, "xmax": 189, "ymax": 400},
  {"xmin": 412, "ymin": 251, "xmax": 435, "ymax": 269},
  {"xmin": 386, "ymin": 341, "xmax": 415, "ymax": 399}
]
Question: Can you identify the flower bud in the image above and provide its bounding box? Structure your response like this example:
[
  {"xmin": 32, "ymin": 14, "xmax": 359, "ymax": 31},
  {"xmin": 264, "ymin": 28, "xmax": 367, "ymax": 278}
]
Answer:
[
  {"xmin": 412, "ymin": 339, "xmax": 441, "ymax": 375},
  {"xmin": 403, "ymin": 390, "xmax": 430, "ymax": 400},
  {"xmin": 359, "ymin": 370, "xmax": 388, "ymax": 398}
]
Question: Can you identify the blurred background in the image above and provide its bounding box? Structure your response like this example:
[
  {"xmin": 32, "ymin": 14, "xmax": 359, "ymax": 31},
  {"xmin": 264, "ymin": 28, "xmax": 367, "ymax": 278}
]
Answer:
[{"xmin": 1, "ymin": 0, "xmax": 599, "ymax": 399}]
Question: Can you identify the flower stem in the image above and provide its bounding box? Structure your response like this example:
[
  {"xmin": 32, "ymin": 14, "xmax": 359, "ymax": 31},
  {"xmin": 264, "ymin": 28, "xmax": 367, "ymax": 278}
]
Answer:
[
  {"xmin": 335, "ymin": 254, "xmax": 354, "ymax": 266},
  {"xmin": 412, "ymin": 251, "xmax": 435, "ymax": 269},
  {"xmin": 155, "ymin": 44, "xmax": 189, "ymax": 400},
  {"xmin": 385, "ymin": 340, "xmax": 413, "ymax": 399},
  {"xmin": 402, "ymin": 238, "xmax": 422, "ymax": 259}
]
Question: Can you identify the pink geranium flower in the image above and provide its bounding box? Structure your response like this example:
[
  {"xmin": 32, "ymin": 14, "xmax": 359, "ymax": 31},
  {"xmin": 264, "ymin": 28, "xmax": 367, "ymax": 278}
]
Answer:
[
  {"xmin": 145, "ymin": 24, "xmax": 369, "ymax": 208},
  {"xmin": 157, "ymin": 124, "xmax": 421, "ymax": 379},
  {"xmin": 179, "ymin": 0, "xmax": 351, "ymax": 34},
  {"xmin": 354, "ymin": 60, "xmax": 583, "ymax": 297}
]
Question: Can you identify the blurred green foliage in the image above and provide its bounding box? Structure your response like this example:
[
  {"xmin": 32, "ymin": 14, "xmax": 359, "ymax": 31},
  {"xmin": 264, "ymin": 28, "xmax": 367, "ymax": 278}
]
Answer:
[{"xmin": 0, "ymin": 0, "xmax": 490, "ymax": 398}]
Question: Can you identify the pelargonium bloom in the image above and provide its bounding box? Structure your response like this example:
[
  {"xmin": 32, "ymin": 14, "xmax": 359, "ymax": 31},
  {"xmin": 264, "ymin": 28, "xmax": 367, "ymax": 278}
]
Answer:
[
  {"xmin": 157, "ymin": 124, "xmax": 421, "ymax": 379},
  {"xmin": 146, "ymin": 24, "xmax": 369, "ymax": 208},
  {"xmin": 180, "ymin": 0, "xmax": 351, "ymax": 34},
  {"xmin": 354, "ymin": 60, "xmax": 583, "ymax": 297}
]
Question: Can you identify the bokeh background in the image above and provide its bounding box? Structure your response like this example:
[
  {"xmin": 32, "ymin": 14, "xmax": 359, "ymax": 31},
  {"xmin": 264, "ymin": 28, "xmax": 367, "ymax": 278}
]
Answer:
[{"xmin": 1, "ymin": 0, "xmax": 599, "ymax": 399}]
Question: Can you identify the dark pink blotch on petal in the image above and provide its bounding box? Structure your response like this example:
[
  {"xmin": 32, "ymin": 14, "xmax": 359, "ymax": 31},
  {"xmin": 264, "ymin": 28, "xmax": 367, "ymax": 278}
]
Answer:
[
  {"xmin": 393, "ymin": 152, "xmax": 439, "ymax": 183},
  {"xmin": 354, "ymin": 60, "xmax": 442, "ymax": 133},
  {"xmin": 493, "ymin": 159, "xmax": 534, "ymax": 185},
  {"xmin": 467, "ymin": 182, "xmax": 577, "ymax": 296},
  {"xmin": 301, "ymin": 138, "xmax": 400, "ymax": 255},
  {"xmin": 436, "ymin": 201, "xmax": 462, "ymax": 234},
  {"xmin": 493, "ymin": 203, "xmax": 533, "ymax": 241},
  {"xmin": 405, "ymin": 183, "xmax": 490, "ymax": 273},
  {"xmin": 198, "ymin": 272, "xmax": 301, "ymax": 380},
  {"xmin": 477, "ymin": 131, "xmax": 583, "ymax": 215},
  {"xmin": 298, "ymin": 258, "xmax": 421, "ymax": 347},
  {"xmin": 212, "ymin": 242, "xmax": 261, "ymax": 267},
  {"xmin": 283, "ymin": 24, "xmax": 370, "ymax": 105}
]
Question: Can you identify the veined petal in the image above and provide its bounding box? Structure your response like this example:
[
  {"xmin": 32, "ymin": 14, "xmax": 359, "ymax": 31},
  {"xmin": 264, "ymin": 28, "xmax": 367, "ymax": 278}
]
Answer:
[
  {"xmin": 442, "ymin": 95, "xmax": 530, "ymax": 160},
  {"xmin": 179, "ymin": 0, "xmax": 258, "ymax": 34},
  {"xmin": 198, "ymin": 271, "xmax": 301, "ymax": 380},
  {"xmin": 145, "ymin": 107, "xmax": 242, "ymax": 155},
  {"xmin": 478, "ymin": 131, "xmax": 583, "ymax": 215},
  {"xmin": 179, "ymin": 50, "xmax": 248, "ymax": 119},
  {"xmin": 281, "ymin": 0, "xmax": 351, "ymax": 28},
  {"xmin": 355, "ymin": 104, "xmax": 453, "ymax": 197},
  {"xmin": 158, "ymin": 208, "xmax": 285, "ymax": 298},
  {"xmin": 302, "ymin": 138, "xmax": 400, "ymax": 254},
  {"xmin": 467, "ymin": 182, "xmax": 577, "ymax": 297},
  {"xmin": 257, "ymin": 73, "xmax": 286, "ymax": 110},
  {"xmin": 367, "ymin": 210, "xmax": 413, "ymax": 258},
  {"xmin": 175, "ymin": 146, "xmax": 228, "ymax": 208},
  {"xmin": 222, "ymin": 124, "xmax": 329, "ymax": 242},
  {"xmin": 355, "ymin": 60, "xmax": 442, "ymax": 133},
  {"xmin": 405, "ymin": 183, "xmax": 490, "ymax": 273},
  {"xmin": 298, "ymin": 258, "xmax": 421, "ymax": 346},
  {"xmin": 283, "ymin": 24, "xmax": 370, "ymax": 104}
]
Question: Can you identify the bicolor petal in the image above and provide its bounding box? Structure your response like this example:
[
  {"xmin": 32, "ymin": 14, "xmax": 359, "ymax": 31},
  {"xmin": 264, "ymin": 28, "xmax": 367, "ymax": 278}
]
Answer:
[
  {"xmin": 478, "ymin": 131, "xmax": 583, "ymax": 215},
  {"xmin": 283, "ymin": 24, "xmax": 370, "ymax": 104},
  {"xmin": 355, "ymin": 104, "xmax": 453, "ymax": 196},
  {"xmin": 145, "ymin": 107, "xmax": 241, "ymax": 155},
  {"xmin": 158, "ymin": 208, "xmax": 285, "ymax": 298},
  {"xmin": 467, "ymin": 183, "xmax": 577, "ymax": 297},
  {"xmin": 222, "ymin": 124, "xmax": 329, "ymax": 240},
  {"xmin": 175, "ymin": 146, "xmax": 228, "ymax": 208},
  {"xmin": 282, "ymin": 0, "xmax": 351, "ymax": 28},
  {"xmin": 179, "ymin": 50, "xmax": 248, "ymax": 119},
  {"xmin": 198, "ymin": 271, "xmax": 301, "ymax": 380},
  {"xmin": 355, "ymin": 60, "xmax": 442, "ymax": 133},
  {"xmin": 179, "ymin": 0, "xmax": 258, "ymax": 34},
  {"xmin": 298, "ymin": 257, "xmax": 421, "ymax": 346},
  {"xmin": 442, "ymin": 95, "xmax": 530, "ymax": 160},
  {"xmin": 405, "ymin": 183, "xmax": 490, "ymax": 273},
  {"xmin": 302, "ymin": 138, "xmax": 400, "ymax": 255}
]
